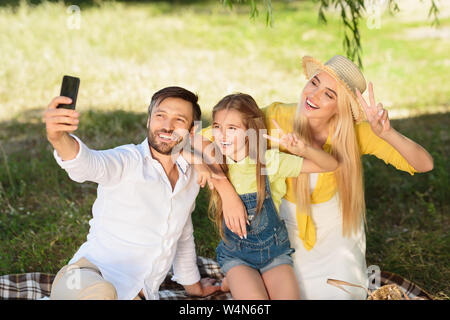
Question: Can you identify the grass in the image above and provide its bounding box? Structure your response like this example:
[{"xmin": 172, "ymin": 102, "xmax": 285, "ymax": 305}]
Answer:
[
  {"xmin": 0, "ymin": 0, "xmax": 448, "ymax": 299},
  {"xmin": 0, "ymin": 109, "xmax": 448, "ymax": 299},
  {"xmin": 363, "ymin": 113, "xmax": 449, "ymax": 300}
]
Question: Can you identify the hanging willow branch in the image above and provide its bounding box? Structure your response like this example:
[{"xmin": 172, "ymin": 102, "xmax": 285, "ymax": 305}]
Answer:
[{"xmin": 221, "ymin": 0, "xmax": 440, "ymax": 68}]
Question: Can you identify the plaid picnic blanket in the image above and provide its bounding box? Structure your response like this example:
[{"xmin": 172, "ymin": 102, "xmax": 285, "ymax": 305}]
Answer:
[
  {"xmin": 0, "ymin": 256, "xmax": 432, "ymax": 300},
  {"xmin": 0, "ymin": 256, "xmax": 231, "ymax": 300},
  {"xmin": 376, "ymin": 271, "xmax": 433, "ymax": 300}
]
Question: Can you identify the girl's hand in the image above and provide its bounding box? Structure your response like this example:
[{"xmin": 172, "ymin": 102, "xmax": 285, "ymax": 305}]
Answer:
[
  {"xmin": 356, "ymin": 82, "xmax": 391, "ymax": 138},
  {"xmin": 193, "ymin": 163, "xmax": 226, "ymax": 189},
  {"xmin": 263, "ymin": 119, "xmax": 307, "ymax": 156},
  {"xmin": 222, "ymin": 189, "xmax": 249, "ymax": 239}
]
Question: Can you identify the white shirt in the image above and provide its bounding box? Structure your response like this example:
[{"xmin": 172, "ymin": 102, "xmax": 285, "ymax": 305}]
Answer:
[{"xmin": 53, "ymin": 135, "xmax": 201, "ymax": 300}]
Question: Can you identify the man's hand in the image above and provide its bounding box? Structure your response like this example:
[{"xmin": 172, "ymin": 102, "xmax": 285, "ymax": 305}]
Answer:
[
  {"xmin": 193, "ymin": 163, "xmax": 226, "ymax": 189},
  {"xmin": 184, "ymin": 278, "xmax": 221, "ymax": 297},
  {"xmin": 44, "ymin": 96, "xmax": 79, "ymax": 142},
  {"xmin": 43, "ymin": 96, "xmax": 80, "ymax": 160}
]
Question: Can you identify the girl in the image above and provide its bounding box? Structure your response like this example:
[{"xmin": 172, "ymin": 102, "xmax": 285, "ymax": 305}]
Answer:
[{"xmin": 208, "ymin": 93, "xmax": 338, "ymax": 300}]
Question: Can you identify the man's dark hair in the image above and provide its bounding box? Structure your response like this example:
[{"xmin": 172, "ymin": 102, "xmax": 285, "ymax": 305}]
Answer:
[{"xmin": 148, "ymin": 86, "xmax": 201, "ymax": 128}]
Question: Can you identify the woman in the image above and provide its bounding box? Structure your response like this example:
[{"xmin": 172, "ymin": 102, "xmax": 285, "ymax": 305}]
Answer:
[{"xmin": 222, "ymin": 55, "xmax": 434, "ymax": 299}]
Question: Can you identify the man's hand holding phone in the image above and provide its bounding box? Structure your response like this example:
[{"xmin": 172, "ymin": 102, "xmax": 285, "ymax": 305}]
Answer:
[
  {"xmin": 44, "ymin": 96, "xmax": 81, "ymax": 161},
  {"xmin": 45, "ymin": 96, "xmax": 79, "ymax": 141},
  {"xmin": 44, "ymin": 74, "xmax": 81, "ymax": 161}
]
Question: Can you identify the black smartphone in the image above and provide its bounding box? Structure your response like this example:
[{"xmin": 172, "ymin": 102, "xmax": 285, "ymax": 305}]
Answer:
[{"xmin": 57, "ymin": 75, "xmax": 80, "ymax": 109}]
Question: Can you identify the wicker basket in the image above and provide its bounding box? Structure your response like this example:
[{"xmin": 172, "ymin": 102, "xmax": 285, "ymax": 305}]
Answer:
[{"xmin": 327, "ymin": 271, "xmax": 433, "ymax": 300}]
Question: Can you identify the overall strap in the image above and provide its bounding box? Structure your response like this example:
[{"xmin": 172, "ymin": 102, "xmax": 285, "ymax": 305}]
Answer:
[
  {"xmin": 261, "ymin": 174, "xmax": 280, "ymax": 224},
  {"xmin": 263, "ymin": 174, "xmax": 272, "ymax": 198}
]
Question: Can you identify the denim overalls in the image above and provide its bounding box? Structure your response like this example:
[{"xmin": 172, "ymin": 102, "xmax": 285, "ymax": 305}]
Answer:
[{"xmin": 216, "ymin": 176, "xmax": 295, "ymax": 275}]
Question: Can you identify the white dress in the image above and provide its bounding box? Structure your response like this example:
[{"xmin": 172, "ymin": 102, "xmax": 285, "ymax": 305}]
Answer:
[{"xmin": 278, "ymin": 173, "xmax": 369, "ymax": 300}]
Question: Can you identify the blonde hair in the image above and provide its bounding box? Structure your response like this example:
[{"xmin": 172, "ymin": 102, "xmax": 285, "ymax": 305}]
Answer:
[
  {"xmin": 208, "ymin": 93, "xmax": 267, "ymax": 240},
  {"xmin": 294, "ymin": 82, "xmax": 366, "ymax": 237}
]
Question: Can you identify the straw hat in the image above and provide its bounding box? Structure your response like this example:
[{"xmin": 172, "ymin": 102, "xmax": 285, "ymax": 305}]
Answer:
[{"xmin": 302, "ymin": 55, "xmax": 367, "ymax": 122}]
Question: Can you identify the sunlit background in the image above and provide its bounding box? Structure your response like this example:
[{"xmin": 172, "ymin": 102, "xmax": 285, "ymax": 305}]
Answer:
[{"xmin": 1, "ymin": 0, "xmax": 449, "ymax": 121}]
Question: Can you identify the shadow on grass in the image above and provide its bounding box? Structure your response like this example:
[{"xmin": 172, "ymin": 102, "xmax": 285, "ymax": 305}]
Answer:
[{"xmin": 0, "ymin": 109, "xmax": 448, "ymax": 298}]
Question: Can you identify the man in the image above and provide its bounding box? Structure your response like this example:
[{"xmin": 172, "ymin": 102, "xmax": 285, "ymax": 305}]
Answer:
[{"xmin": 45, "ymin": 86, "xmax": 241, "ymax": 299}]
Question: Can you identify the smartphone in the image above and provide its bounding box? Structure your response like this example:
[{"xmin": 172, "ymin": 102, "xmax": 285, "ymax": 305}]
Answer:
[{"xmin": 57, "ymin": 75, "xmax": 80, "ymax": 109}]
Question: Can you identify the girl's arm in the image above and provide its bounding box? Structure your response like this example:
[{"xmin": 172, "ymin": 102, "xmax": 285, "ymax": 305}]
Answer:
[
  {"xmin": 180, "ymin": 128, "xmax": 227, "ymax": 189},
  {"xmin": 298, "ymin": 145, "xmax": 339, "ymax": 173},
  {"xmin": 263, "ymin": 120, "xmax": 338, "ymax": 173},
  {"xmin": 356, "ymin": 82, "xmax": 434, "ymax": 173}
]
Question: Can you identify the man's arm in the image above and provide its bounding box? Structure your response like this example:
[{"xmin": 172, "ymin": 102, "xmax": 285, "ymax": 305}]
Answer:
[
  {"xmin": 44, "ymin": 96, "xmax": 132, "ymax": 185},
  {"xmin": 171, "ymin": 204, "xmax": 221, "ymax": 297}
]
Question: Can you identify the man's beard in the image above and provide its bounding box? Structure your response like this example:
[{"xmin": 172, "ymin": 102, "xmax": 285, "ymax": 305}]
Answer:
[{"xmin": 147, "ymin": 129, "xmax": 184, "ymax": 156}]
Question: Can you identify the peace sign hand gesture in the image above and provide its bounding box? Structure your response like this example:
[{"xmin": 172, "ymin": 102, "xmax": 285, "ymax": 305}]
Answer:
[
  {"xmin": 356, "ymin": 82, "xmax": 391, "ymax": 138},
  {"xmin": 263, "ymin": 119, "xmax": 308, "ymax": 156}
]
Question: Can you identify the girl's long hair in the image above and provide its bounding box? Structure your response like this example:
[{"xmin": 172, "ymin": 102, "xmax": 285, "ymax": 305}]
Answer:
[
  {"xmin": 294, "ymin": 82, "xmax": 366, "ymax": 237},
  {"xmin": 208, "ymin": 93, "xmax": 268, "ymax": 240}
]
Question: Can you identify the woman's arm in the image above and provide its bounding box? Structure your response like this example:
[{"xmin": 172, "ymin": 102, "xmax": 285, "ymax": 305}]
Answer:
[
  {"xmin": 356, "ymin": 83, "xmax": 434, "ymax": 173},
  {"xmin": 377, "ymin": 128, "xmax": 434, "ymax": 172}
]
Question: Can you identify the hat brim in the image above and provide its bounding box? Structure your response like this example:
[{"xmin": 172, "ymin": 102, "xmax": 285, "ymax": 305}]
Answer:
[{"xmin": 302, "ymin": 56, "xmax": 366, "ymax": 123}]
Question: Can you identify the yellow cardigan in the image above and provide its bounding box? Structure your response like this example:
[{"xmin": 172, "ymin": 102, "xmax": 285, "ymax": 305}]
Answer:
[
  {"xmin": 262, "ymin": 102, "xmax": 417, "ymax": 250},
  {"xmin": 202, "ymin": 102, "xmax": 417, "ymax": 250}
]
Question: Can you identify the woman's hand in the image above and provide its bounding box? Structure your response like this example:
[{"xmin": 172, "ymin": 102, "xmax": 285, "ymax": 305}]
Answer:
[
  {"xmin": 357, "ymin": 82, "xmax": 434, "ymax": 173},
  {"xmin": 356, "ymin": 82, "xmax": 391, "ymax": 138},
  {"xmin": 263, "ymin": 119, "xmax": 307, "ymax": 156}
]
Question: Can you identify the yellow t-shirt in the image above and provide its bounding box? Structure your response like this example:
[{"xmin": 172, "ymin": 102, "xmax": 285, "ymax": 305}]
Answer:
[{"xmin": 226, "ymin": 149, "xmax": 303, "ymax": 212}]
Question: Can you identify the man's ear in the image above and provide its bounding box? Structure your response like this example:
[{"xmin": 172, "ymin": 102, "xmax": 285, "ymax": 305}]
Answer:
[
  {"xmin": 190, "ymin": 124, "xmax": 199, "ymax": 138},
  {"xmin": 146, "ymin": 117, "xmax": 150, "ymax": 129}
]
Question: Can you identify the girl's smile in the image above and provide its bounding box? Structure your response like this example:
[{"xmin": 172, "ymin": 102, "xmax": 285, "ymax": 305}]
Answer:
[{"xmin": 212, "ymin": 109, "xmax": 248, "ymax": 162}]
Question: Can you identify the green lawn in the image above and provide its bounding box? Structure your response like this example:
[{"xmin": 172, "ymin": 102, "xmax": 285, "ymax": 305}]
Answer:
[
  {"xmin": 0, "ymin": 0, "xmax": 449, "ymax": 299},
  {"xmin": 0, "ymin": 108, "xmax": 448, "ymax": 299}
]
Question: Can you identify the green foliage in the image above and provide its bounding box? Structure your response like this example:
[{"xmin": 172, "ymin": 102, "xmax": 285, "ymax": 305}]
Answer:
[
  {"xmin": 223, "ymin": 0, "xmax": 441, "ymax": 67},
  {"xmin": 1, "ymin": 0, "xmax": 449, "ymax": 121}
]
